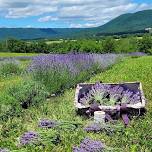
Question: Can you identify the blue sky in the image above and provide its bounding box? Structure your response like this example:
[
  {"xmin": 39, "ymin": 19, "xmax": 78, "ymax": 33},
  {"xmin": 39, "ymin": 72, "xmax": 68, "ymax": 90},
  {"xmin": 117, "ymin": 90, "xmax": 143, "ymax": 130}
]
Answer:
[{"xmin": 0, "ymin": 0, "xmax": 152, "ymax": 28}]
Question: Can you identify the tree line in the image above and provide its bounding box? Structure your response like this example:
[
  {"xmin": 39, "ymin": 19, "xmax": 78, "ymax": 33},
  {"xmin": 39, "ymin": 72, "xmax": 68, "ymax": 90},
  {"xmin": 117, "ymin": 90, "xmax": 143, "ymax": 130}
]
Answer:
[{"xmin": 0, "ymin": 34, "xmax": 152, "ymax": 54}]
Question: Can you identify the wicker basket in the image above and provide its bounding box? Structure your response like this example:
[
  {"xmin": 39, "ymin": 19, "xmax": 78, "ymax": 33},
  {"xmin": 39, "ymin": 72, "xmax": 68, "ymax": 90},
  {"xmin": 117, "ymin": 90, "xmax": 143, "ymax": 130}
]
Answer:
[{"xmin": 74, "ymin": 82, "xmax": 146, "ymax": 113}]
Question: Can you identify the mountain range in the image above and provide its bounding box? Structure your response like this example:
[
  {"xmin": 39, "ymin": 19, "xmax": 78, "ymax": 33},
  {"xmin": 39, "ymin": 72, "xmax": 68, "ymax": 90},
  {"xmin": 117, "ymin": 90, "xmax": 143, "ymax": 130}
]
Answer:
[{"xmin": 0, "ymin": 9, "xmax": 152, "ymax": 40}]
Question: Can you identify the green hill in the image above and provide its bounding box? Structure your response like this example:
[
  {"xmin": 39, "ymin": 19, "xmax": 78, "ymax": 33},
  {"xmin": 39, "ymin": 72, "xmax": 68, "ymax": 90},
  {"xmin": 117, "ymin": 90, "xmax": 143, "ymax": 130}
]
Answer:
[
  {"xmin": 0, "ymin": 9, "xmax": 152, "ymax": 40},
  {"xmin": 0, "ymin": 28, "xmax": 58, "ymax": 40},
  {"xmin": 0, "ymin": 27, "xmax": 94, "ymax": 40},
  {"xmin": 97, "ymin": 9, "xmax": 152, "ymax": 35}
]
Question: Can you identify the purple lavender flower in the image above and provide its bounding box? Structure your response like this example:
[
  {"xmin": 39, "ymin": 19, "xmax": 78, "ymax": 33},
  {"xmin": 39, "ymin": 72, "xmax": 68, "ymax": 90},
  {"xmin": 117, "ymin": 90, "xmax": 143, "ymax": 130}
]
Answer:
[
  {"xmin": 80, "ymin": 82, "xmax": 142, "ymax": 107},
  {"xmin": 0, "ymin": 148, "xmax": 9, "ymax": 152},
  {"xmin": 28, "ymin": 53, "xmax": 121, "ymax": 77},
  {"xmin": 73, "ymin": 146, "xmax": 87, "ymax": 152},
  {"xmin": 121, "ymin": 90, "xmax": 141, "ymax": 104},
  {"xmin": 19, "ymin": 131, "xmax": 39, "ymax": 146},
  {"xmin": 84, "ymin": 123, "xmax": 102, "ymax": 132},
  {"xmin": 80, "ymin": 82, "xmax": 111, "ymax": 106},
  {"xmin": 129, "ymin": 52, "xmax": 147, "ymax": 57},
  {"xmin": 73, "ymin": 138, "xmax": 104, "ymax": 152},
  {"xmin": 121, "ymin": 90, "xmax": 133, "ymax": 104},
  {"xmin": 129, "ymin": 92, "xmax": 141, "ymax": 104},
  {"xmin": 109, "ymin": 85, "xmax": 124, "ymax": 105},
  {"xmin": 28, "ymin": 53, "xmax": 122, "ymax": 94},
  {"xmin": 38, "ymin": 119, "xmax": 58, "ymax": 128}
]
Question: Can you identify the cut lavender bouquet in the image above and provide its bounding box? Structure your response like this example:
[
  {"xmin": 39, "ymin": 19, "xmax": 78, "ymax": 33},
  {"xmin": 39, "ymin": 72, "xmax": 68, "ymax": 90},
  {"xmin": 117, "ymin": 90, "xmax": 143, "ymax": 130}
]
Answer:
[
  {"xmin": 75, "ymin": 81, "xmax": 146, "ymax": 125},
  {"xmin": 79, "ymin": 82, "xmax": 141, "ymax": 107}
]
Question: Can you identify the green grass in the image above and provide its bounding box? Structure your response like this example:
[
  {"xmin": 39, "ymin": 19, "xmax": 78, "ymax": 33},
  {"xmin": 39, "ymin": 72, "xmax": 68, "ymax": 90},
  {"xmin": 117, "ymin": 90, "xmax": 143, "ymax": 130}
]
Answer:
[
  {"xmin": 0, "ymin": 56, "xmax": 152, "ymax": 152},
  {"xmin": 0, "ymin": 52, "xmax": 38, "ymax": 57}
]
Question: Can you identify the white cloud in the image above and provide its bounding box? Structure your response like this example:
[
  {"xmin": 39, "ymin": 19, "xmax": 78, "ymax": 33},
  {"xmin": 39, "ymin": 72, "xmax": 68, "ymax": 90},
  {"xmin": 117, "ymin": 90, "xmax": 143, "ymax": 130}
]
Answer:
[
  {"xmin": 0, "ymin": 0, "xmax": 152, "ymax": 27},
  {"xmin": 26, "ymin": 25, "xmax": 33, "ymax": 28},
  {"xmin": 70, "ymin": 23, "xmax": 101, "ymax": 28},
  {"xmin": 0, "ymin": 0, "xmax": 58, "ymax": 18},
  {"xmin": 5, "ymin": 5, "xmax": 57, "ymax": 18},
  {"xmin": 38, "ymin": 16, "xmax": 58, "ymax": 22}
]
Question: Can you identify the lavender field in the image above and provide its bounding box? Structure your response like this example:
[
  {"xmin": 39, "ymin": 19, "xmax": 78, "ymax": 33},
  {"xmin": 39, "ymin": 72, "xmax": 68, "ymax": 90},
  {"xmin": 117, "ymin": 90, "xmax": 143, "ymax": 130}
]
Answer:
[
  {"xmin": 0, "ymin": 53, "xmax": 152, "ymax": 152},
  {"xmin": 28, "ymin": 53, "xmax": 122, "ymax": 93}
]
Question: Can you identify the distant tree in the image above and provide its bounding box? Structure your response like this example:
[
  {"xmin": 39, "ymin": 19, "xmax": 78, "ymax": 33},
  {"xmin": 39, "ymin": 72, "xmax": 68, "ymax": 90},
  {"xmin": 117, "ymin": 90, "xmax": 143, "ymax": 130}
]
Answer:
[
  {"xmin": 0, "ymin": 42, "xmax": 3, "ymax": 51},
  {"xmin": 7, "ymin": 39, "xmax": 18, "ymax": 52},
  {"xmin": 37, "ymin": 41, "xmax": 48, "ymax": 53},
  {"xmin": 138, "ymin": 34, "xmax": 152, "ymax": 52},
  {"xmin": 102, "ymin": 37, "xmax": 116, "ymax": 53},
  {"xmin": 116, "ymin": 37, "xmax": 138, "ymax": 53}
]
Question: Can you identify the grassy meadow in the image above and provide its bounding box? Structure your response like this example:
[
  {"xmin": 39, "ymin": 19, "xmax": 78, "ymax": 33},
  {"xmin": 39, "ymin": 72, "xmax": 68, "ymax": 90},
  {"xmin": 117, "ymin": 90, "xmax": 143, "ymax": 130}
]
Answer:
[{"xmin": 0, "ymin": 53, "xmax": 152, "ymax": 152}]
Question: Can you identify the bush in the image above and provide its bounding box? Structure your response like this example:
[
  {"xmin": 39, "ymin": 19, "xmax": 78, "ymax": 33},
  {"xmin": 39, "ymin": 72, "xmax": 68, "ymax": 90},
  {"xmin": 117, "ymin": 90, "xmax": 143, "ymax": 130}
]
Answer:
[
  {"xmin": 138, "ymin": 34, "xmax": 152, "ymax": 52},
  {"xmin": 0, "ymin": 59, "xmax": 22, "ymax": 77},
  {"xmin": 31, "ymin": 69, "xmax": 71, "ymax": 94},
  {"xmin": 146, "ymin": 49, "xmax": 152, "ymax": 55},
  {"xmin": 116, "ymin": 37, "xmax": 138, "ymax": 53},
  {"xmin": 102, "ymin": 37, "xmax": 116, "ymax": 53},
  {"xmin": 0, "ymin": 80, "xmax": 48, "ymax": 121}
]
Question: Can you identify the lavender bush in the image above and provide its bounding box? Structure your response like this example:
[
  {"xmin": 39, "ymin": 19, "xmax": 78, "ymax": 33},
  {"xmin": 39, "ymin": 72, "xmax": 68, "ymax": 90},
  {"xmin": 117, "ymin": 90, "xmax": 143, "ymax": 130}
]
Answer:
[
  {"xmin": 0, "ymin": 59, "xmax": 22, "ymax": 77},
  {"xmin": 128, "ymin": 52, "xmax": 148, "ymax": 57},
  {"xmin": 0, "ymin": 80, "xmax": 48, "ymax": 121},
  {"xmin": 28, "ymin": 53, "xmax": 122, "ymax": 93}
]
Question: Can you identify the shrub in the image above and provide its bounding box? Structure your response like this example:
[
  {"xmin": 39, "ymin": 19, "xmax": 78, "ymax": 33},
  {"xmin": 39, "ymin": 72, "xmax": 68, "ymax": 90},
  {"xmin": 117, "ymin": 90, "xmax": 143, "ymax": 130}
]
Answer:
[
  {"xmin": 0, "ymin": 59, "xmax": 22, "ymax": 77},
  {"xmin": 146, "ymin": 49, "xmax": 152, "ymax": 55},
  {"xmin": 102, "ymin": 37, "xmax": 116, "ymax": 53},
  {"xmin": 138, "ymin": 34, "xmax": 152, "ymax": 52},
  {"xmin": 0, "ymin": 80, "xmax": 48, "ymax": 121},
  {"xmin": 116, "ymin": 37, "xmax": 138, "ymax": 53},
  {"xmin": 7, "ymin": 80, "xmax": 48, "ymax": 108}
]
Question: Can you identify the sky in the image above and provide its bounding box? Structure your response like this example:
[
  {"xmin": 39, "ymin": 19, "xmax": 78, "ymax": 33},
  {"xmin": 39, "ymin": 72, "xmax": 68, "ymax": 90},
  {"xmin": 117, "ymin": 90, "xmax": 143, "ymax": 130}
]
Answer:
[{"xmin": 0, "ymin": 0, "xmax": 152, "ymax": 28}]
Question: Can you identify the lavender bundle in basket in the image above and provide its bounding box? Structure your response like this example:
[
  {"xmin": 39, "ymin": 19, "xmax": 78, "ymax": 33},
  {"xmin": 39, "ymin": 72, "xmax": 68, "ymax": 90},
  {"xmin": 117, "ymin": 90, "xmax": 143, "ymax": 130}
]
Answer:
[
  {"xmin": 79, "ymin": 82, "xmax": 111, "ymax": 106},
  {"xmin": 109, "ymin": 85, "xmax": 124, "ymax": 105},
  {"xmin": 79, "ymin": 82, "xmax": 141, "ymax": 106},
  {"xmin": 121, "ymin": 90, "xmax": 141, "ymax": 104}
]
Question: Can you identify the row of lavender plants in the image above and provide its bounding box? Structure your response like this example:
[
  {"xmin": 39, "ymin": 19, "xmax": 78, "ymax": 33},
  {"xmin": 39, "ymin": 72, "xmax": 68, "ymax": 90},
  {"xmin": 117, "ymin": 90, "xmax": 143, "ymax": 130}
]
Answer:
[
  {"xmin": 0, "ymin": 53, "xmax": 122, "ymax": 121},
  {"xmin": 28, "ymin": 53, "xmax": 123, "ymax": 95}
]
